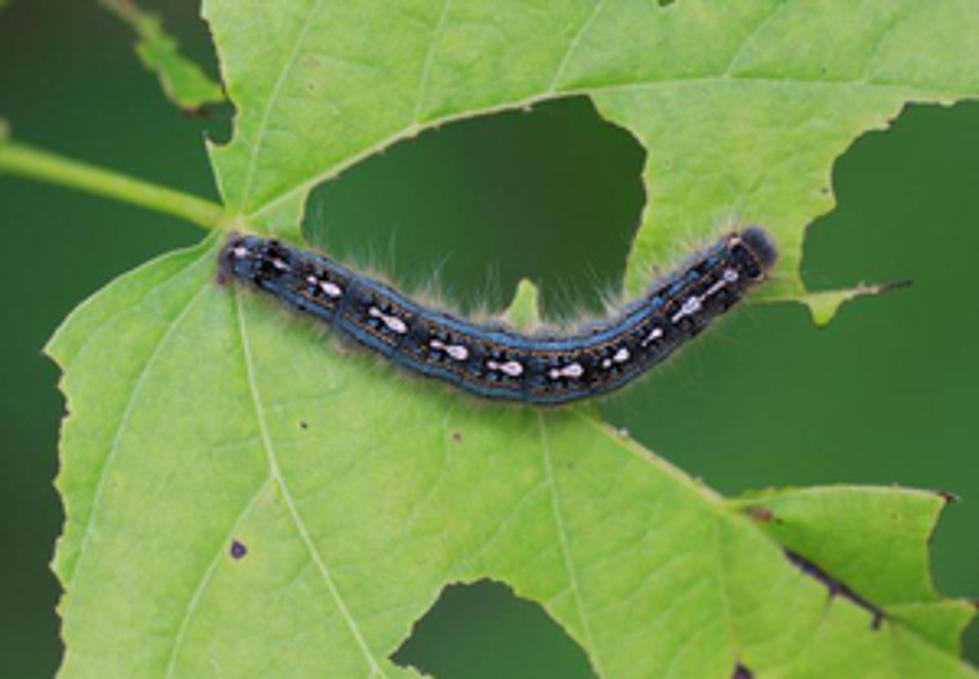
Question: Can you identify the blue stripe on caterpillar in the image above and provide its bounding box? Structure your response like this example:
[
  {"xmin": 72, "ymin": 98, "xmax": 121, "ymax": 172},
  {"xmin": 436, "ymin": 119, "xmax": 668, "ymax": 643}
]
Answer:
[{"xmin": 220, "ymin": 228, "xmax": 777, "ymax": 405}]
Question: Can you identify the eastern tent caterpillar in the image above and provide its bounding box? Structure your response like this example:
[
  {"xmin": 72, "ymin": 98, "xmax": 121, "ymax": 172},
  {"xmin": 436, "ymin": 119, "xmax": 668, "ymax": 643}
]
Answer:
[{"xmin": 220, "ymin": 228, "xmax": 776, "ymax": 404}]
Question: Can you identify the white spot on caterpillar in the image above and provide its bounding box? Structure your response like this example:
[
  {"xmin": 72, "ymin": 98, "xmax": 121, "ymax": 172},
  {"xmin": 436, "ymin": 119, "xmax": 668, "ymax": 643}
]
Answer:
[
  {"xmin": 430, "ymin": 339, "xmax": 469, "ymax": 361},
  {"xmin": 233, "ymin": 246, "xmax": 249, "ymax": 259},
  {"xmin": 641, "ymin": 327, "xmax": 663, "ymax": 346},
  {"xmin": 549, "ymin": 362, "xmax": 584, "ymax": 379},
  {"xmin": 671, "ymin": 296, "xmax": 702, "ymax": 323},
  {"xmin": 319, "ymin": 281, "xmax": 343, "ymax": 298},
  {"xmin": 681, "ymin": 296, "xmax": 702, "ymax": 315},
  {"xmin": 705, "ymin": 268, "xmax": 740, "ymax": 297},
  {"xmin": 446, "ymin": 345, "xmax": 469, "ymax": 361},
  {"xmin": 601, "ymin": 351, "xmax": 628, "ymax": 370},
  {"xmin": 488, "ymin": 360, "xmax": 523, "ymax": 377},
  {"xmin": 705, "ymin": 280, "xmax": 725, "ymax": 296},
  {"xmin": 369, "ymin": 307, "xmax": 408, "ymax": 334},
  {"xmin": 271, "ymin": 257, "xmax": 289, "ymax": 271}
]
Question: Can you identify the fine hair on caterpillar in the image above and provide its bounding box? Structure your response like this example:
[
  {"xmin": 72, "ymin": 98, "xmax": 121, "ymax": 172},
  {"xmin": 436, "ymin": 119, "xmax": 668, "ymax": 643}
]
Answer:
[
  {"xmin": 220, "ymin": 227, "xmax": 777, "ymax": 405},
  {"xmin": 328, "ymin": 231, "xmax": 508, "ymax": 322}
]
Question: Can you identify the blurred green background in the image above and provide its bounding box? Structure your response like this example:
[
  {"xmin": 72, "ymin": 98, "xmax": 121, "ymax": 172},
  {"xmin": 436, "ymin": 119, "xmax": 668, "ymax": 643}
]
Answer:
[{"xmin": 1, "ymin": 1, "xmax": 977, "ymax": 677}]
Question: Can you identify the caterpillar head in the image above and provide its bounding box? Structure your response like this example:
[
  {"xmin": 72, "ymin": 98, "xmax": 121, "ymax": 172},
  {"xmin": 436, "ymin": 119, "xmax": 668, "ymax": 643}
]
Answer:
[
  {"xmin": 739, "ymin": 226, "xmax": 778, "ymax": 273},
  {"xmin": 220, "ymin": 234, "xmax": 293, "ymax": 284}
]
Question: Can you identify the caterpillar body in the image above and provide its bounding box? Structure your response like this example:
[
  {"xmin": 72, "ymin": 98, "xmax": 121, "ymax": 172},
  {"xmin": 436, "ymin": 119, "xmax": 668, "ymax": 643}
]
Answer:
[{"xmin": 220, "ymin": 228, "xmax": 777, "ymax": 405}]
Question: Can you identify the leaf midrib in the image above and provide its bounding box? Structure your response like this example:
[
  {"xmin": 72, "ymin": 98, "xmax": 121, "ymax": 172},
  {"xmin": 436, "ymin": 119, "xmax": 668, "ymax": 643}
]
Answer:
[{"xmin": 233, "ymin": 287, "xmax": 392, "ymax": 679}]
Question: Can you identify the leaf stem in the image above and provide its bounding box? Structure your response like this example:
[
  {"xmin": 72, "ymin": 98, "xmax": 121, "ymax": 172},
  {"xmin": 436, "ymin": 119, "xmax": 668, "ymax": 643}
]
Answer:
[{"xmin": 0, "ymin": 141, "xmax": 229, "ymax": 230}]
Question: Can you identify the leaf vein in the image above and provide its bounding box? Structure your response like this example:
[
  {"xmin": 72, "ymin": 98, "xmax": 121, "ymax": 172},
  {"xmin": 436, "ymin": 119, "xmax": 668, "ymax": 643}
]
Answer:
[
  {"xmin": 239, "ymin": 0, "xmax": 327, "ymax": 211},
  {"xmin": 64, "ymin": 252, "xmax": 214, "ymax": 592},
  {"xmin": 722, "ymin": 0, "xmax": 791, "ymax": 77},
  {"xmin": 538, "ymin": 412, "xmax": 606, "ymax": 678},
  {"xmin": 711, "ymin": 514, "xmax": 740, "ymax": 671},
  {"xmin": 464, "ymin": 481, "xmax": 549, "ymax": 569},
  {"xmin": 548, "ymin": 0, "xmax": 604, "ymax": 93},
  {"xmin": 162, "ymin": 477, "xmax": 274, "ymax": 678},
  {"xmin": 857, "ymin": 4, "xmax": 916, "ymax": 83},
  {"xmin": 412, "ymin": 0, "xmax": 451, "ymax": 124},
  {"xmin": 234, "ymin": 289, "xmax": 389, "ymax": 679}
]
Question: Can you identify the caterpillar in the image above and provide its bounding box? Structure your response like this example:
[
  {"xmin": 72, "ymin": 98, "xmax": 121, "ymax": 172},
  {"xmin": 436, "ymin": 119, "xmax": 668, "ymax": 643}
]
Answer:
[{"xmin": 220, "ymin": 228, "xmax": 777, "ymax": 404}]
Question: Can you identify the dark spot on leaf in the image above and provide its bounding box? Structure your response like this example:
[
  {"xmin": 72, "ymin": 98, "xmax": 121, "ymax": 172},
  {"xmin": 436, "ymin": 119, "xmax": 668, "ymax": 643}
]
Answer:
[
  {"xmin": 452, "ymin": 431, "xmax": 462, "ymax": 442},
  {"xmin": 392, "ymin": 579, "xmax": 597, "ymax": 678},
  {"xmin": 658, "ymin": 0, "xmax": 676, "ymax": 6},
  {"xmin": 230, "ymin": 540, "xmax": 247, "ymax": 560},
  {"xmin": 299, "ymin": 420, "xmax": 309, "ymax": 430},
  {"xmin": 732, "ymin": 663, "xmax": 754, "ymax": 679},
  {"xmin": 785, "ymin": 550, "xmax": 885, "ymax": 629}
]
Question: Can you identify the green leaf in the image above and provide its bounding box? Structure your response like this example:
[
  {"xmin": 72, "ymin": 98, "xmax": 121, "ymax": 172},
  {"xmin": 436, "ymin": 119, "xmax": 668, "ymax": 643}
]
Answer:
[
  {"xmin": 49, "ymin": 2, "xmax": 979, "ymax": 677},
  {"xmin": 734, "ymin": 486, "xmax": 977, "ymax": 654},
  {"xmin": 100, "ymin": 0, "xmax": 224, "ymax": 111},
  {"xmin": 795, "ymin": 281, "xmax": 912, "ymax": 326},
  {"xmin": 203, "ymin": 0, "xmax": 979, "ymax": 319},
  {"xmin": 505, "ymin": 278, "xmax": 543, "ymax": 332},
  {"xmin": 49, "ymin": 238, "xmax": 977, "ymax": 677}
]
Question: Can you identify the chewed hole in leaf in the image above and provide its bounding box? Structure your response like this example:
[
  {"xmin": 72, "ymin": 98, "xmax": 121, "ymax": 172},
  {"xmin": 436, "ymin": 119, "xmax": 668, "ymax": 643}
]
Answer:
[
  {"xmin": 302, "ymin": 96, "xmax": 646, "ymax": 321},
  {"xmin": 391, "ymin": 579, "xmax": 597, "ymax": 679}
]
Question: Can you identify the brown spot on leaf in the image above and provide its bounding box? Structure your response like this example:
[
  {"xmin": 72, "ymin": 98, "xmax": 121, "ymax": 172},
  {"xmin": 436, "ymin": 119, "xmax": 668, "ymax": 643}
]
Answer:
[
  {"xmin": 230, "ymin": 540, "xmax": 247, "ymax": 560},
  {"xmin": 744, "ymin": 505, "xmax": 777, "ymax": 523}
]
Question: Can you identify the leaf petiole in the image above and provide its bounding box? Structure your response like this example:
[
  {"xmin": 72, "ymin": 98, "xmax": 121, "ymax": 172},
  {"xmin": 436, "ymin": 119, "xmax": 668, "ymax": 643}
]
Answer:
[{"xmin": 0, "ymin": 140, "xmax": 229, "ymax": 230}]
